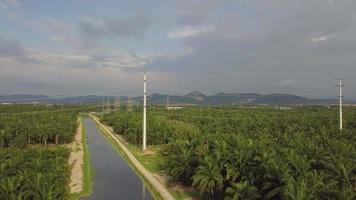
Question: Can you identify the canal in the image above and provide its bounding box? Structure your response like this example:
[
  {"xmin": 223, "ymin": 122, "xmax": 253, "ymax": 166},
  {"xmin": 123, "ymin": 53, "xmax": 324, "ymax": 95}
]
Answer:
[{"xmin": 81, "ymin": 118, "xmax": 154, "ymax": 200}]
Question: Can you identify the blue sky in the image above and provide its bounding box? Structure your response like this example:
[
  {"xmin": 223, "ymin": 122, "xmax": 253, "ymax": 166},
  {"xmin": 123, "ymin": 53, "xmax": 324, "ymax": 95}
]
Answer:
[{"xmin": 0, "ymin": 0, "xmax": 355, "ymax": 99}]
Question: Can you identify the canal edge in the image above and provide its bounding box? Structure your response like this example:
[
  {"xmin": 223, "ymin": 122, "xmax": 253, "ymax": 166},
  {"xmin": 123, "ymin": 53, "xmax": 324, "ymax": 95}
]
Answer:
[{"xmin": 89, "ymin": 113, "xmax": 175, "ymax": 200}]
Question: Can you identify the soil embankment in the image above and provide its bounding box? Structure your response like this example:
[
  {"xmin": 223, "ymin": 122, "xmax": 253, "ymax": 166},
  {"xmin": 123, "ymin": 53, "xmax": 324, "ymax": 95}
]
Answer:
[{"xmin": 69, "ymin": 119, "xmax": 84, "ymax": 193}]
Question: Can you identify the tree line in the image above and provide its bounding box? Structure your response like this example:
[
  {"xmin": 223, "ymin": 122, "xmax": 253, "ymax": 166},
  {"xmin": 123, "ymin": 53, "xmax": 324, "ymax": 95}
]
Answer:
[{"xmin": 0, "ymin": 112, "xmax": 77, "ymax": 148}]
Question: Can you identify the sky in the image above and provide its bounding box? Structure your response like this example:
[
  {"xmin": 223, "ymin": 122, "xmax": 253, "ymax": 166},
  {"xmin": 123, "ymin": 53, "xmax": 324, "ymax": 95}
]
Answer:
[{"xmin": 0, "ymin": 0, "xmax": 355, "ymax": 99}]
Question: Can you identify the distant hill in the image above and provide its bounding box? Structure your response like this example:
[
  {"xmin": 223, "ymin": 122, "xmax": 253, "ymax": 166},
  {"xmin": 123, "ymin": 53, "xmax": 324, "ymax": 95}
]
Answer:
[
  {"xmin": 59, "ymin": 95, "xmax": 124, "ymax": 104},
  {"xmin": 146, "ymin": 92, "xmax": 343, "ymax": 105},
  {"xmin": 0, "ymin": 95, "xmax": 52, "ymax": 103},
  {"xmin": 0, "ymin": 92, "xmax": 353, "ymax": 105}
]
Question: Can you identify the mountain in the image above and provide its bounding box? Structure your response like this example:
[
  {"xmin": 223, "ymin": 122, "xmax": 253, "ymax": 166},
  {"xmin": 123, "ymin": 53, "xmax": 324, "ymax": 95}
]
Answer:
[
  {"xmin": 0, "ymin": 95, "xmax": 121, "ymax": 104},
  {"xmin": 0, "ymin": 95, "xmax": 52, "ymax": 103},
  {"xmin": 59, "ymin": 95, "xmax": 122, "ymax": 104},
  {"xmin": 184, "ymin": 91, "xmax": 206, "ymax": 101},
  {"xmin": 137, "ymin": 92, "xmax": 345, "ymax": 105},
  {"xmin": 0, "ymin": 92, "xmax": 353, "ymax": 105},
  {"xmin": 250, "ymin": 94, "xmax": 309, "ymax": 105}
]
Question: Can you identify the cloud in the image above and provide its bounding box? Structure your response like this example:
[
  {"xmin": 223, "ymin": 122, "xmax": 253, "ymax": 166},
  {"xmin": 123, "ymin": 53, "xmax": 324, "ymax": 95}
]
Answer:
[
  {"xmin": 6, "ymin": 0, "xmax": 18, "ymax": 5},
  {"xmin": 16, "ymin": 80, "xmax": 47, "ymax": 89},
  {"xmin": 0, "ymin": 2, "xmax": 7, "ymax": 10},
  {"xmin": 311, "ymin": 35, "xmax": 334, "ymax": 42},
  {"xmin": 0, "ymin": 38, "xmax": 26, "ymax": 58},
  {"xmin": 278, "ymin": 78, "xmax": 296, "ymax": 86},
  {"xmin": 167, "ymin": 26, "xmax": 212, "ymax": 39},
  {"xmin": 28, "ymin": 17, "xmax": 73, "ymax": 36},
  {"xmin": 79, "ymin": 21, "xmax": 105, "ymax": 39},
  {"xmin": 75, "ymin": 21, "xmax": 107, "ymax": 51},
  {"xmin": 1, "ymin": 0, "xmax": 356, "ymax": 98},
  {"xmin": 24, "ymin": 49, "xmax": 149, "ymax": 71},
  {"xmin": 105, "ymin": 11, "xmax": 151, "ymax": 39},
  {"xmin": 0, "ymin": 50, "xmax": 149, "ymax": 96},
  {"xmin": 175, "ymin": 0, "xmax": 221, "ymax": 25},
  {"xmin": 142, "ymin": 0, "xmax": 356, "ymax": 97},
  {"xmin": 0, "ymin": 38, "xmax": 41, "ymax": 64},
  {"xmin": 29, "ymin": 18, "xmax": 105, "ymax": 52},
  {"xmin": 0, "ymin": 0, "xmax": 18, "ymax": 7}
]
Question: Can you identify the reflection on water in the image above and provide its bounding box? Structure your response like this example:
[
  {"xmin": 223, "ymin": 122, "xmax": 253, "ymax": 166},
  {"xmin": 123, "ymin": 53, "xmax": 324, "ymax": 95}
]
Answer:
[{"xmin": 81, "ymin": 118, "xmax": 153, "ymax": 200}]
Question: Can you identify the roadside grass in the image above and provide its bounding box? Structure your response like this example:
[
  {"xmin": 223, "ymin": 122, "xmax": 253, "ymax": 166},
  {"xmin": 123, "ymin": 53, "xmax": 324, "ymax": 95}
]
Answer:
[
  {"xmin": 69, "ymin": 117, "xmax": 94, "ymax": 200},
  {"xmin": 125, "ymin": 143, "xmax": 197, "ymax": 200},
  {"xmin": 126, "ymin": 143, "xmax": 161, "ymax": 173}
]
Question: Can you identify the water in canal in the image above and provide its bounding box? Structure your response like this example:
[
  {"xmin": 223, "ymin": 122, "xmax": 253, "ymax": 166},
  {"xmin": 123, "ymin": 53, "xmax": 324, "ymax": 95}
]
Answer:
[{"xmin": 81, "ymin": 118, "xmax": 154, "ymax": 200}]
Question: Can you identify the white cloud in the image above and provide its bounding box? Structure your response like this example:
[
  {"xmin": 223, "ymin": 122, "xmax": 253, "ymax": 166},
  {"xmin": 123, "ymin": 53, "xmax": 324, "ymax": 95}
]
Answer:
[
  {"xmin": 50, "ymin": 36, "xmax": 64, "ymax": 41},
  {"xmin": 29, "ymin": 51, "xmax": 89, "ymax": 63},
  {"xmin": 278, "ymin": 78, "xmax": 296, "ymax": 86},
  {"xmin": 24, "ymin": 49, "xmax": 150, "ymax": 71},
  {"xmin": 167, "ymin": 26, "xmax": 212, "ymax": 38},
  {"xmin": 311, "ymin": 35, "xmax": 334, "ymax": 42}
]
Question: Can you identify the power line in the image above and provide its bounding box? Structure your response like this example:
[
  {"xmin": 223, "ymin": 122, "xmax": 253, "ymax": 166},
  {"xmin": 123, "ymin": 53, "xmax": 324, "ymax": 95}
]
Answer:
[
  {"xmin": 143, "ymin": 72, "xmax": 147, "ymax": 151},
  {"xmin": 166, "ymin": 96, "xmax": 169, "ymax": 110},
  {"xmin": 127, "ymin": 96, "xmax": 132, "ymax": 112},
  {"xmin": 115, "ymin": 97, "xmax": 120, "ymax": 111},
  {"xmin": 338, "ymin": 79, "xmax": 346, "ymax": 130}
]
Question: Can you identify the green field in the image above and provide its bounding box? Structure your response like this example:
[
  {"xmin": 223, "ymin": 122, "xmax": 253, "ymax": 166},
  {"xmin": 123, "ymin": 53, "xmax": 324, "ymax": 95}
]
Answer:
[
  {"xmin": 100, "ymin": 106, "xmax": 356, "ymax": 200},
  {"xmin": 1, "ymin": 104, "xmax": 355, "ymax": 200},
  {"xmin": 0, "ymin": 105, "xmax": 80, "ymax": 199}
]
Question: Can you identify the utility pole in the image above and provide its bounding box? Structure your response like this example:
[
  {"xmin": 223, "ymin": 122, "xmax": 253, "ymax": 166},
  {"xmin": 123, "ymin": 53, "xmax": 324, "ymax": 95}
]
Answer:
[
  {"xmin": 128, "ymin": 96, "xmax": 132, "ymax": 112},
  {"xmin": 114, "ymin": 97, "xmax": 117, "ymax": 110},
  {"xmin": 339, "ymin": 79, "xmax": 345, "ymax": 130},
  {"xmin": 126, "ymin": 97, "xmax": 129, "ymax": 111},
  {"xmin": 143, "ymin": 72, "xmax": 147, "ymax": 151},
  {"xmin": 166, "ymin": 96, "xmax": 169, "ymax": 110},
  {"xmin": 133, "ymin": 100, "xmax": 137, "ymax": 111},
  {"xmin": 115, "ymin": 97, "xmax": 120, "ymax": 111}
]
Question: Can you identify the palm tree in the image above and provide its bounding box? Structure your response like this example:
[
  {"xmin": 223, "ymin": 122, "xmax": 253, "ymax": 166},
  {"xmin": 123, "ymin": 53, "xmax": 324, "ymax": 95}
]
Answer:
[
  {"xmin": 192, "ymin": 156, "xmax": 224, "ymax": 199},
  {"xmin": 40, "ymin": 124, "xmax": 50, "ymax": 148},
  {"xmin": 164, "ymin": 140, "xmax": 197, "ymax": 183},
  {"xmin": 282, "ymin": 171, "xmax": 327, "ymax": 200},
  {"xmin": 0, "ymin": 129, "xmax": 5, "ymax": 147},
  {"xmin": 0, "ymin": 176, "xmax": 23, "ymax": 200},
  {"xmin": 224, "ymin": 181, "xmax": 260, "ymax": 200}
]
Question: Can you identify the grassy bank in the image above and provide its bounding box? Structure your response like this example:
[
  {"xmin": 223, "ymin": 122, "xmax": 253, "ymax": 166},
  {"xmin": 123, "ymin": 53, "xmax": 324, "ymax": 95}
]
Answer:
[{"xmin": 125, "ymin": 143, "xmax": 197, "ymax": 200}]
